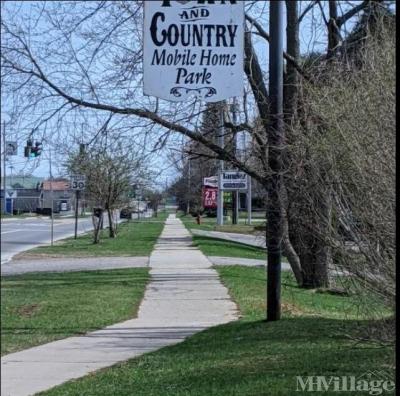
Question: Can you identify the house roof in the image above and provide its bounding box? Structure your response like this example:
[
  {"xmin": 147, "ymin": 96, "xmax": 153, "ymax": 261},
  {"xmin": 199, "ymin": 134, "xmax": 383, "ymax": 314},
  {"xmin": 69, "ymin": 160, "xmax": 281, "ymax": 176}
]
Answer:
[{"xmin": 42, "ymin": 180, "xmax": 70, "ymax": 191}]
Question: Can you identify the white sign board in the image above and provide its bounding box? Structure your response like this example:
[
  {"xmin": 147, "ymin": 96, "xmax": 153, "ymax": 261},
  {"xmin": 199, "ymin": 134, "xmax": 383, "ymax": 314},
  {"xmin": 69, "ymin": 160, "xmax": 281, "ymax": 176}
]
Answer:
[
  {"xmin": 6, "ymin": 190, "xmax": 17, "ymax": 198},
  {"xmin": 70, "ymin": 175, "xmax": 86, "ymax": 190},
  {"xmin": 143, "ymin": 0, "xmax": 244, "ymax": 102},
  {"xmin": 220, "ymin": 171, "xmax": 247, "ymax": 190},
  {"xmin": 203, "ymin": 176, "xmax": 218, "ymax": 188},
  {"xmin": 6, "ymin": 141, "xmax": 17, "ymax": 156}
]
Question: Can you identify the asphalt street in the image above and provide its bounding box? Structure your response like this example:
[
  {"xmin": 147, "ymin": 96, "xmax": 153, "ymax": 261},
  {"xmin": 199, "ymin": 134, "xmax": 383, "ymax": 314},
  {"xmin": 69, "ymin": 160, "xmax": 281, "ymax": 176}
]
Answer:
[
  {"xmin": 0, "ymin": 216, "xmax": 97, "ymax": 264},
  {"xmin": 1, "ymin": 211, "xmax": 154, "ymax": 265}
]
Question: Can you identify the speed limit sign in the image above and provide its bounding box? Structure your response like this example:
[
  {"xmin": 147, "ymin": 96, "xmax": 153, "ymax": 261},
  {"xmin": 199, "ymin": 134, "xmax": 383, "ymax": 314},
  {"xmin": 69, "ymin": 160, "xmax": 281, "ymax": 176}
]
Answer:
[{"xmin": 70, "ymin": 175, "xmax": 86, "ymax": 190}]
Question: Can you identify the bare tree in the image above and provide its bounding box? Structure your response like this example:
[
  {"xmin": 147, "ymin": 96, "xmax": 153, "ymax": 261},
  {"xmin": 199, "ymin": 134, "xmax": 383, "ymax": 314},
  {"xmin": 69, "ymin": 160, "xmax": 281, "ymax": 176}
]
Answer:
[
  {"xmin": 1, "ymin": 1, "xmax": 392, "ymax": 293},
  {"xmin": 67, "ymin": 142, "xmax": 145, "ymax": 242}
]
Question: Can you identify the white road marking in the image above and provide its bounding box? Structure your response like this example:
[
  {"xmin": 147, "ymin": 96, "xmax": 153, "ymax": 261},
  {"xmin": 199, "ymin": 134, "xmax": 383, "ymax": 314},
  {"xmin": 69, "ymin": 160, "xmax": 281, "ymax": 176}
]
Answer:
[{"xmin": 1, "ymin": 230, "xmax": 23, "ymax": 235}]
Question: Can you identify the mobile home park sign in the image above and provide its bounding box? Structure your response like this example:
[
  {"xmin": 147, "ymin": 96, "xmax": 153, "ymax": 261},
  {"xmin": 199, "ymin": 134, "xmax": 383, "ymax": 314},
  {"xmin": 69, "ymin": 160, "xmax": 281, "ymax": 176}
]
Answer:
[{"xmin": 143, "ymin": 1, "xmax": 244, "ymax": 102}]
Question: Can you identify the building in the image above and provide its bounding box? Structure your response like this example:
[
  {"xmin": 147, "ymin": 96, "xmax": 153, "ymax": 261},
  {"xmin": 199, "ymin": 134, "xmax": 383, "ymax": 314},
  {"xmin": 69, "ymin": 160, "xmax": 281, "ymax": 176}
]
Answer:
[
  {"xmin": 0, "ymin": 175, "xmax": 43, "ymax": 214},
  {"xmin": 0, "ymin": 176, "xmax": 75, "ymax": 215},
  {"xmin": 39, "ymin": 179, "xmax": 73, "ymax": 214}
]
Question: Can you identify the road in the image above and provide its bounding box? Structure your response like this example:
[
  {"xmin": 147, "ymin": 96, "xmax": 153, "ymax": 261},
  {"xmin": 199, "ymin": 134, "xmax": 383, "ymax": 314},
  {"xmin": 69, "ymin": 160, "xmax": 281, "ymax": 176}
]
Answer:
[
  {"xmin": 1, "ymin": 216, "xmax": 97, "ymax": 264},
  {"xmin": 1, "ymin": 211, "xmax": 154, "ymax": 265}
]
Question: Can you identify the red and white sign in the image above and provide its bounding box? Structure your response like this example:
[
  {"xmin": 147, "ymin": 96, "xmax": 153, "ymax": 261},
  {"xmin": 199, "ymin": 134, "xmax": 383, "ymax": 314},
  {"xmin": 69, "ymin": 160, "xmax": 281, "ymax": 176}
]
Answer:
[
  {"xmin": 203, "ymin": 187, "xmax": 218, "ymax": 209},
  {"xmin": 203, "ymin": 176, "xmax": 218, "ymax": 188}
]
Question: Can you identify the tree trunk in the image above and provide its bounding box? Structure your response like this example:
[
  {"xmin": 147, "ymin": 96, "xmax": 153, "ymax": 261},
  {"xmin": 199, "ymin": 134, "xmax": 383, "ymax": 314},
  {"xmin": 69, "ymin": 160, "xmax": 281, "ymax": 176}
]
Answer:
[
  {"xmin": 107, "ymin": 207, "xmax": 116, "ymax": 238},
  {"xmin": 298, "ymin": 240, "xmax": 331, "ymax": 288},
  {"xmin": 99, "ymin": 211, "xmax": 104, "ymax": 229},
  {"xmin": 282, "ymin": 208, "xmax": 304, "ymax": 286},
  {"xmin": 328, "ymin": 0, "xmax": 341, "ymax": 60},
  {"xmin": 92, "ymin": 210, "xmax": 103, "ymax": 244},
  {"xmin": 288, "ymin": 188, "xmax": 332, "ymax": 289}
]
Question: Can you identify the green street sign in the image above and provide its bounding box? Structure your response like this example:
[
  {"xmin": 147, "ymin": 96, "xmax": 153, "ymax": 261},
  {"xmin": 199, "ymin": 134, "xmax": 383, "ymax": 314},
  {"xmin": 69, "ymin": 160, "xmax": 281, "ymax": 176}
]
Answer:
[{"xmin": 223, "ymin": 192, "xmax": 232, "ymax": 203}]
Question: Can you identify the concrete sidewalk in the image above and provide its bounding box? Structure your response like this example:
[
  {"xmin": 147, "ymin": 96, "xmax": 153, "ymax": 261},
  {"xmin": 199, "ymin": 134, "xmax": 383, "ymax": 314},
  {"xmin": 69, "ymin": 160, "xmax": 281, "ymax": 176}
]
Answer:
[
  {"xmin": 208, "ymin": 256, "xmax": 291, "ymax": 270},
  {"xmin": 1, "ymin": 256, "xmax": 288, "ymax": 276},
  {"xmin": 1, "ymin": 256, "xmax": 149, "ymax": 276},
  {"xmin": 1, "ymin": 214, "xmax": 238, "ymax": 396},
  {"xmin": 190, "ymin": 228, "xmax": 266, "ymax": 249}
]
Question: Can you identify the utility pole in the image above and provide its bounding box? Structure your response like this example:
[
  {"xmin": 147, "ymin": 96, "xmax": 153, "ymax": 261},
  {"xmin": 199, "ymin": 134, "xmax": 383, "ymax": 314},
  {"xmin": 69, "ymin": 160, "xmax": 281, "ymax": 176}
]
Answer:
[
  {"xmin": 2, "ymin": 121, "xmax": 7, "ymax": 215},
  {"xmin": 9, "ymin": 165, "xmax": 14, "ymax": 215},
  {"xmin": 231, "ymin": 98, "xmax": 238, "ymax": 225},
  {"xmin": 186, "ymin": 158, "xmax": 191, "ymax": 215},
  {"xmin": 217, "ymin": 103, "xmax": 224, "ymax": 226},
  {"xmin": 49, "ymin": 148, "xmax": 54, "ymax": 246},
  {"xmin": 74, "ymin": 189, "xmax": 79, "ymax": 239},
  {"xmin": 267, "ymin": 1, "xmax": 284, "ymax": 321}
]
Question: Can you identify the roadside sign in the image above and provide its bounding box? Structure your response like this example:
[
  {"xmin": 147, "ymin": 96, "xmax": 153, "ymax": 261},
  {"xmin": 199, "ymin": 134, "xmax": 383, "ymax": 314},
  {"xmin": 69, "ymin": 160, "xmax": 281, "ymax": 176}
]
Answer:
[
  {"xmin": 223, "ymin": 191, "xmax": 232, "ymax": 203},
  {"xmin": 203, "ymin": 187, "xmax": 218, "ymax": 209},
  {"xmin": 203, "ymin": 176, "xmax": 218, "ymax": 188},
  {"xmin": 6, "ymin": 190, "xmax": 17, "ymax": 198},
  {"xmin": 220, "ymin": 171, "xmax": 247, "ymax": 190},
  {"xmin": 70, "ymin": 175, "xmax": 86, "ymax": 190},
  {"xmin": 143, "ymin": 0, "xmax": 244, "ymax": 102},
  {"xmin": 6, "ymin": 141, "xmax": 17, "ymax": 156}
]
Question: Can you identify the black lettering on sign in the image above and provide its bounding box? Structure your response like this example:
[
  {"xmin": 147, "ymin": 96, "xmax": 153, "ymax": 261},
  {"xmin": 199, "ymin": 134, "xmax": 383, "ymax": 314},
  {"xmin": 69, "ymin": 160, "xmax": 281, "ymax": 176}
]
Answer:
[
  {"xmin": 150, "ymin": 17, "xmax": 238, "ymax": 48},
  {"xmin": 161, "ymin": 1, "xmax": 237, "ymax": 7},
  {"xmin": 175, "ymin": 68, "xmax": 212, "ymax": 84}
]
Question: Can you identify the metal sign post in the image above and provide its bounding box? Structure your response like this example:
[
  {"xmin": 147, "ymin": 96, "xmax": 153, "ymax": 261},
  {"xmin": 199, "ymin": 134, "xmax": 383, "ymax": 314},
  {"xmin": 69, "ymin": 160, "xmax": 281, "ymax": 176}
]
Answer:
[
  {"xmin": 234, "ymin": 190, "xmax": 239, "ymax": 225},
  {"xmin": 74, "ymin": 190, "xmax": 79, "ymax": 239},
  {"xmin": 49, "ymin": 149, "xmax": 54, "ymax": 246},
  {"xmin": 217, "ymin": 108, "xmax": 224, "ymax": 226},
  {"xmin": 247, "ymin": 175, "xmax": 252, "ymax": 225},
  {"xmin": 70, "ymin": 175, "xmax": 86, "ymax": 239}
]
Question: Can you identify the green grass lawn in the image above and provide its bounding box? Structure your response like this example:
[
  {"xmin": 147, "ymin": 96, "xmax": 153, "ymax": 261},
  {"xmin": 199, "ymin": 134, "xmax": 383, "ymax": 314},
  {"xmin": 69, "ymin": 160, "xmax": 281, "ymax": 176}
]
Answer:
[
  {"xmin": 39, "ymin": 266, "xmax": 394, "ymax": 396},
  {"xmin": 192, "ymin": 235, "xmax": 266, "ymax": 260},
  {"xmin": 180, "ymin": 214, "xmax": 261, "ymax": 235},
  {"xmin": 179, "ymin": 214, "xmax": 216, "ymax": 231},
  {"xmin": 18, "ymin": 213, "xmax": 167, "ymax": 258},
  {"xmin": 1, "ymin": 268, "xmax": 149, "ymax": 355}
]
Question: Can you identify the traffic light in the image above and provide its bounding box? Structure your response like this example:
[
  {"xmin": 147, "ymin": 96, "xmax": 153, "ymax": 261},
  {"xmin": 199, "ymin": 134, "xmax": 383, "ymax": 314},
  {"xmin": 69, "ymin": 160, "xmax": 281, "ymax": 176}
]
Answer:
[
  {"xmin": 24, "ymin": 139, "xmax": 33, "ymax": 157},
  {"xmin": 24, "ymin": 140, "xmax": 42, "ymax": 158},
  {"xmin": 31, "ymin": 141, "xmax": 43, "ymax": 157}
]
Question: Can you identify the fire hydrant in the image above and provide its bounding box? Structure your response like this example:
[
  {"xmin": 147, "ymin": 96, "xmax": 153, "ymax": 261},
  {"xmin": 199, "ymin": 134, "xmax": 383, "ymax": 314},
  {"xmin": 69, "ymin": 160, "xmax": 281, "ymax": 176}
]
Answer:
[{"xmin": 196, "ymin": 213, "xmax": 201, "ymax": 225}]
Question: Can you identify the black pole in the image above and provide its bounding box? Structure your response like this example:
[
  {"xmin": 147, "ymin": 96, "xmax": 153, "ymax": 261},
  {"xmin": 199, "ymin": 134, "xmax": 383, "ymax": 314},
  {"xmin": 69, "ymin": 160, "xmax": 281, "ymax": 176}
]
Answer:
[
  {"xmin": 267, "ymin": 0, "xmax": 284, "ymax": 321},
  {"xmin": 232, "ymin": 191, "xmax": 237, "ymax": 225},
  {"xmin": 74, "ymin": 190, "xmax": 79, "ymax": 239}
]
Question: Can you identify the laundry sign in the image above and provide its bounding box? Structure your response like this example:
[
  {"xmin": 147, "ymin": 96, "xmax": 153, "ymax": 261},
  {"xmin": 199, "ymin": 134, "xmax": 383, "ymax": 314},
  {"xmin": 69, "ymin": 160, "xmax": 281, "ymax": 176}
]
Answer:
[
  {"xmin": 143, "ymin": 1, "xmax": 244, "ymax": 102},
  {"xmin": 220, "ymin": 170, "xmax": 247, "ymax": 190}
]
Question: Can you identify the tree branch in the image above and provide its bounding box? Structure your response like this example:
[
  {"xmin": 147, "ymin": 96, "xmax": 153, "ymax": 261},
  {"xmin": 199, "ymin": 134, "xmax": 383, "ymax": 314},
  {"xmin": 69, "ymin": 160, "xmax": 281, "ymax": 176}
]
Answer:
[
  {"xmin": 245, "ymin": 13, "xmax": 313, "ymax": 83},
  {"xmin": 336, "ymin": 0, "xmax": 370, "ymax": 27},
  {"xmin": 1, "ymin": 53, "xmax": 266, "ymax": 186}
]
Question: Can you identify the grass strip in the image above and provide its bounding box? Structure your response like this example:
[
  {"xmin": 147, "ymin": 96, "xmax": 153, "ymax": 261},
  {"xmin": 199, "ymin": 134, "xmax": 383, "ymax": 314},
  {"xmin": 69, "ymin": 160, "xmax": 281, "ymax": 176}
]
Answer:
[
  {"xmin": 39, "ymin": 266, "xmax": 394, "ymax": 396},
  {"xmin": 192, "ymin": 235, "xmax": 266, "ymax": 260},
  {"xmin": 1, "ymin": 268, "xmax": 149, "ymax": 355},
  {"xmin": 179, "ymin": 212, "xmax": 265, "ymax": 235},
  {"xmin": 18, "ymin": 212, "xmax": 167, "ymax": 258}
]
